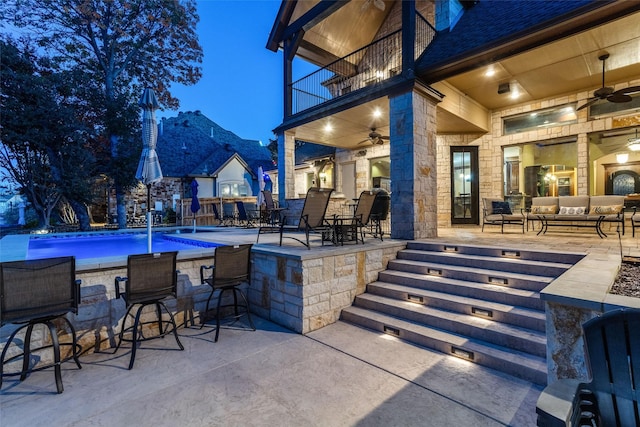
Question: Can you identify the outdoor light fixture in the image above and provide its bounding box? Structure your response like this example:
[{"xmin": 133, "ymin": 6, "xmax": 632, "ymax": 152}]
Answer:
[
  {"xmin": 471, "ymin": 307, "xmax": 494, "ymax": 318},
  {"xmin": 451, "ymin": 346, "xmax": 474, "ymax": 361},
  {"xmin": 628, "ymin": 129, "xmax": 640, "ymax": 151},
  {"xmin": 383, "ymin": 325, "xmax": 400, "ymax": 336},
  {"xmin": 617, "ymin": 153, "xmax": 629, "ymax": 163},
  {"xmin": 319, "ymin": 172, "xmax": 327, "ymax": 182},
  {"xmin": 373, "ymin": 108, "xmax": 382, "ymax": 118},
  {"xmin": 407, "ymin": 294, "xmax": 424, "ymax": 304}
]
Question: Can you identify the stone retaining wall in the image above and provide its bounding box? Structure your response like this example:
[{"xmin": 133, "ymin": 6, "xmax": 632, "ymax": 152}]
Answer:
[{"xmin": 250, "ymin": 243, "xmax": 405, "ymax": 333}]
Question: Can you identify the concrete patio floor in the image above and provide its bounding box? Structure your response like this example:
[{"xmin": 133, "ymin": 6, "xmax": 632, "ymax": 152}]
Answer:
[{"xmin": 1, "ymin": 223, "xmax": 636, "ymax": 426}]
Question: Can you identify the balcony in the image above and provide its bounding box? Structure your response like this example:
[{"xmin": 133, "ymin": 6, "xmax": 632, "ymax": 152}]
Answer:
[{"xmin": 289, "ymin": 13, "xmax": 436, "ymax": 115}]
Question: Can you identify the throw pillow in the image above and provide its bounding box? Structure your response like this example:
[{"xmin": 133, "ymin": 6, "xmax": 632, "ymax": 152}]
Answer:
[
  {"xmin": 589, "ymin": 205, "xmax": 623, "ymax": 215},
  {"xmin": 559, "ymin": 206, "xmax": 586, "ymax": 215},
  {"xmin": 491, "ymin": 201, "xmax": 512, "ymax": 215},
  {"xmin": 531, "ymin": 205, "xmax": 557, "ymax": 214}
]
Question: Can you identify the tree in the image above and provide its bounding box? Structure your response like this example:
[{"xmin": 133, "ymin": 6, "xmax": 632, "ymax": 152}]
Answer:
[
  {"xmin": 1, "ymin": 37, "xmax": 101, "ymax": 229},
  {"xmin": 5, "ymin": 0, "xmax": 203, "ymax": 228},
  {"xmin": 1, "ymin": 39, "xmax": 62, "ymax": 227}
]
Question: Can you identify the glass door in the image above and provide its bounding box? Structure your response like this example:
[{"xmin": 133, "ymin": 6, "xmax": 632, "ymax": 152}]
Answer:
[{"xmin": 450, "ymin": 146, "xmax": 479, "ymax": 224}]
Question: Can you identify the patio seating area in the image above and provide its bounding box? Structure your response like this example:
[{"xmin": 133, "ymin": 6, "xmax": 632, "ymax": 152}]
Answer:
[{"xmin": 2, "ymin": 225, "xmax": 640, "ymax": 426}]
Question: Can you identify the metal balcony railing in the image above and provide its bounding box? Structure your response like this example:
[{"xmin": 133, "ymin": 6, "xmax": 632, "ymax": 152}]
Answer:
[{"xmin": 289, "ymin": 13, "xmax": 436, "ymax": 115}]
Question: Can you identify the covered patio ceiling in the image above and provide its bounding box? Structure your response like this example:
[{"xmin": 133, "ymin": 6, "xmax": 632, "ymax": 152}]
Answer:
[{"xmin": 284, "ymin": 3, "xmax": 640, "ymax": 149}]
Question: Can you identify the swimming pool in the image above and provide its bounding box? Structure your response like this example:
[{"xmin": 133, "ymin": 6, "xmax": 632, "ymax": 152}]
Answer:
[{"xmin": 27, "ymin": 231, "xmax": 220, "ymax": 260}]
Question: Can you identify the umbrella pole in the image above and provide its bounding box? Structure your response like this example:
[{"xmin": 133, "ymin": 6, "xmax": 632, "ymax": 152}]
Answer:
[{"xmin": 147, "ymin": 184, "xmax": 152, "ymax": 253}]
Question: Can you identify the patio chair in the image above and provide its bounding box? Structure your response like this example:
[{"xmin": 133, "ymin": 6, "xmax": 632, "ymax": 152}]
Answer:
[
  {"xmin": 482, "ymin": 197, "xmax": 525, "ymax": 233},
  {"xmin": 222, "ymin": 202, "xmax": 236, "ymax": 226},
  {"xmin": 333, "ymin": 190, "xmax": 377, "ymax": 245},
  {"xmin": 261, "ymin": 190, "xmax": 286, "ymax": 225},
  {"xmin": 199, "ymin": 244, "xmax": 255, "ymax": 342},
  {"xmin": 369, "ymin": 188, "xmax": 390, "ymax": 241},
  {"xmin": 244, "ymin": 202, "xmax": 261, "ymax": 224},
  {"xmin": 235, "ymin": 201, "xmax": 256, "ymax": 228},
  {"xmin": 113, "ymin": 251, "xmax": 183, "ymax": 370},
  {"xmin": 537, "ymin": 308, "xmax": 640, "ymax": 427},
  {"xmin": 258, "ymin": 187, "xmax": 334, "ymax": 249},
  {"xmin": 0, "ymin": 256, "xmax": 82, "ymax": 394},
  {"xmin": 212, "ymin": 203, "xmax": 223, "ymax": 225}
]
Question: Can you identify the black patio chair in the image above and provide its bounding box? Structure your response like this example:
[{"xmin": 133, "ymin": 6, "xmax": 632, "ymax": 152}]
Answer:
[
  {"xmin": 537, "ymin": 308, "xmax": 640, "ymax": 426},
  {"xmin": 369, "ymin": 188, "xmax": 390, "ymax": 241},
  {"xmin": 212, "ymin": 203, "xmax": 224, "ymax": 225},
  {"xmin": 260, "ymin": 187, "xmax": 334, "ymax": 249},
  {"xmin": 244, "ymin": 202, "xmax": 261, "ymax": 225},
  {"xmin": 333, "ymin": 190, "xmax": 377, "ymax": 245},
  {"xmin": 113, "ymin": 251, "xmax": 183, "ymax": 370},
  {"xmin": 235, "ymin": 201, "xmax": 256, "ymax": 228},
  {"xmin": 222, "ymin": 202, "xmax": 236, "ymax": 226},
  {"xmin": 199, "ymin": 244, "xmax": 255, "ymax": 342},
  {"xmin": 261, "ymin": 190, "xmax": 286, "ymax": 225},
  {"xmin": 0, "ymin": 256, "xmax": 82, "ymax": 394}
]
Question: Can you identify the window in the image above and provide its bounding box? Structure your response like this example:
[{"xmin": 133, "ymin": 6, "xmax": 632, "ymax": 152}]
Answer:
[
  {"xmin": 503, "ymin": 139, "xmax": 577, "ymax": 208},
  {"xmin": 503, "ymin": 104, "xmax": 577, "ymax": 135},
  {"xmin": 220, "ymin": 183, "xmax": 248, "ymax": 197},
  {"xmin": 370, "ymin": 156, "xmax": 390, "ymax": 191}
]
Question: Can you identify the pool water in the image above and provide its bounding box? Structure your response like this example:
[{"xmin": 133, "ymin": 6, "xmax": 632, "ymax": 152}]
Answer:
[{"xmin": 27, "ymin": 232, "xmax": 219, "ymax": 260}]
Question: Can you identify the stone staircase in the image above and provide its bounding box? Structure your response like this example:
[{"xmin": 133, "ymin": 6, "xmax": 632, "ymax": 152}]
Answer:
[{"xmin": 340, "ymin": 241, "xmax": 584, "ymax": 386}]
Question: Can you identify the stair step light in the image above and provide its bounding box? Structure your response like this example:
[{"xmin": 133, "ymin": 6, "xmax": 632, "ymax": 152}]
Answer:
[
  {"xmin": 471, "ymin": 307, "xmax": 494, "ymax": 318},
  {"xmin": 383, "ymin": 325, "xmax": 400, "ymax": 336},
  {"xmin": 489, "ymin": 276, "xmax": 508, "ymax": 285},
  {"xmin": 501, "ymin": 250, "xmax": 520, "ymax": 258},
  {"xmin": 407, "ymin": 294, "xmax": 424, "ymax": 304},
  {"xmin": 451, "ymin": 346, "xmax": 475, "ymax": 361}
]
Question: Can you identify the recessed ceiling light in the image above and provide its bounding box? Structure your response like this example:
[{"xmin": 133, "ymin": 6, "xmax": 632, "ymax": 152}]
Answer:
[
  {"xmin": 485, "ymin": 67, "xmax": 496, "ymax": 77},
  {"xmin": 324, "ymin": 123, "xmax": 333, "ymax": 132},
  {"xmin": 373, "ymin": 108, "xmax": 382, "ymax": 118}
]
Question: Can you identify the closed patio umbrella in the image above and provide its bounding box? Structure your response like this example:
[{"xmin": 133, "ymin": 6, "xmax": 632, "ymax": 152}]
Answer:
[
  {"xmin": 135, "ymin": 88, "xmax": 162, "ymax": 253},
  {"xmin": 190, "ymin": 179, "xmax": 200, "ymax": 233},
  {"xmin": 257, "ymin": 166, "xmax": 265, "ymax": 206}
]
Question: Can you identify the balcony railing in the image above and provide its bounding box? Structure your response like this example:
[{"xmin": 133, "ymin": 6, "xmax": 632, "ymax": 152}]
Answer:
[{"xmin": 289, "ymin": 13, "xmax": 436, "ymax": 115}]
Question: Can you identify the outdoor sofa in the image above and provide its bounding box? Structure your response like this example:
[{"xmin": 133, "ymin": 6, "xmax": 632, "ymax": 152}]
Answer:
[{"xmin": 527, "ymin": 195, "xmax": 625, "ymax": 237}]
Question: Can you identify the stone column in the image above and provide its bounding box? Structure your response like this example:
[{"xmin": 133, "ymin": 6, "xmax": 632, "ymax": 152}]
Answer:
[
  {"xmin": 389, "ymin": 84, "xmax": 442, "ymax": 239},
  {"xmin": 277, "ymin": 131, "xmax": 296, "ymax": 206}
]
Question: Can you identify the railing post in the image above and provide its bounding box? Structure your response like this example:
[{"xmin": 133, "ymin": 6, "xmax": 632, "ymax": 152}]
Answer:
[
  {"xmin": 283, "ymin": 39, "xmax": 293, "ymax": 118},
  {"xmin": 402, "ymin": 0, "xmax": 416, "ymax": 78}
]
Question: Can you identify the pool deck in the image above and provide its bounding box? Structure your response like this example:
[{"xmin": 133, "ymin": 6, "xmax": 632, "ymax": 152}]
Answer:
[{"xmin": 1, "ymin": 223, "xmax": 638, "ymax": 426}]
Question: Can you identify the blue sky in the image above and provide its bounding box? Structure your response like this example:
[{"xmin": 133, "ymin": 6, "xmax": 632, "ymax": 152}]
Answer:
[{"xmin": 169, "ymin": 0, "xmax": 313, "ymax": 145}]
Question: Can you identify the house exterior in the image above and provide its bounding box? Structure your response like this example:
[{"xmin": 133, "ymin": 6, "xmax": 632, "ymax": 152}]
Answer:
[
  {"xmin": 266, "ymin": 0, "xmax": 640, "ymax": 240},
  {"xmin": 120, "ymin": 111, "xmax": 274, "ymax": 222},
  {"xmin": 266, "ymin": 141, "xmax": 336, "ymax": 198}
]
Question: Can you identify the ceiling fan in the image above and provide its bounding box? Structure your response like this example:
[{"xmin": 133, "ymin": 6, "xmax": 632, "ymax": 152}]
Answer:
[
  {"xmin": 358, "ymin": 128, "xmax": 389, "ymax": 145},
  {"xmin": 577, "ymin": 53, "xmax": 640, "ymax": 111},
  {"xmin": 361, "ymin": 0, "xmax": 385, "ymax": 12}
]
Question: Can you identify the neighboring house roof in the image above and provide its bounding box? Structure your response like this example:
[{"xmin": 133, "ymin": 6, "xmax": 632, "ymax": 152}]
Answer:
[
  {"xmin": 155, "ymin": 111, "xmax": 273, "ymax": 178},
  {"xmin": 294, "ymin": 141, "xmax": 335, "ymax": 165}
]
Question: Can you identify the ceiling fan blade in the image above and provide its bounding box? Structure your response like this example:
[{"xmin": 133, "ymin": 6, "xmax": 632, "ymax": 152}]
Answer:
[
  {"xmin": 357, "ymin": 138, "xmax": 371, "ymax": 145},
  {"xmin": 613, "ymin": 86, "xmax": 640, "ymax": 96},
  {"xmin": 607, "ymin": 93, "xmax": 632, "ymax": 103},
  {"xmin": 576, "ymin": 97, "xmax": 600, "ymax": 111}
]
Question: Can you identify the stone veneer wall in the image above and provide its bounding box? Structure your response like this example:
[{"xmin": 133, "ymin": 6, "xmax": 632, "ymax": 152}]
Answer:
[
  {"xmin": 249, "ymin": 243, "xmax": 405, "ymax": 334},
  {"xmin": 541, "ymin": 252, "xmax": 640, "ymax": 384}
]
